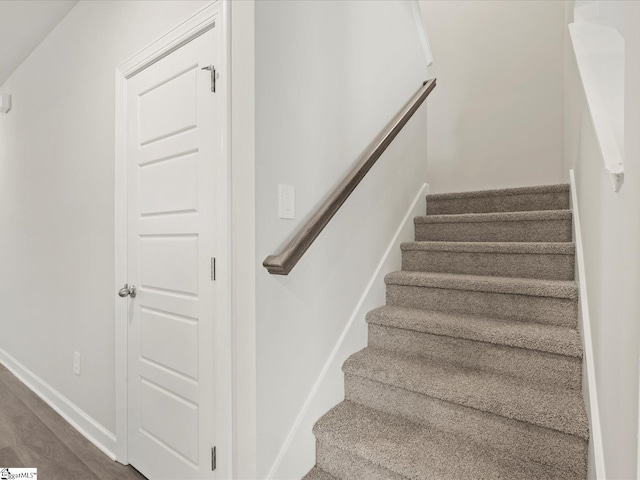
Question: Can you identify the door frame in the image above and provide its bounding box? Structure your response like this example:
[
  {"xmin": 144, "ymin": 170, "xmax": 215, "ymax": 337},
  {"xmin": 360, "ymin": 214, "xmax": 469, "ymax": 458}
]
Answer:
[{"xmin": 114, "ymin": 2, "xmax": 232, "ymax": 477}]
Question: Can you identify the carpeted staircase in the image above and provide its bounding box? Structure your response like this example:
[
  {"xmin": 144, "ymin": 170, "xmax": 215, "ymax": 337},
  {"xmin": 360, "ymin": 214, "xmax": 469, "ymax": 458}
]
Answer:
[{"xmin": 304, "ymin": 184, "xmax": 588, "ymax": 480}]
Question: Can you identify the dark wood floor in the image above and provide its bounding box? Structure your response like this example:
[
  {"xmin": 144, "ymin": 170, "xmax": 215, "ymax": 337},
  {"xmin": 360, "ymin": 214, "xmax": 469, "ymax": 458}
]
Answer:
[{"xmin": 0, "ymin": 364, "xmax": 146, "ymax": 480}]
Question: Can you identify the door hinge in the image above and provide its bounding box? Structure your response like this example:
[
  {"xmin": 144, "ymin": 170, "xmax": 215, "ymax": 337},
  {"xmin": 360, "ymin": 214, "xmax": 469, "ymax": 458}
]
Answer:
[
  {"xmin": 201, "ymin": 65, "xmax": 218, "ymax": 93},
  {"xmin": 211, "ymin": 446, "xmax": 217, "ymax": 471},
  {"xmin": 211, "ymin": 257, "xmax": 216, "ymax": 281}
]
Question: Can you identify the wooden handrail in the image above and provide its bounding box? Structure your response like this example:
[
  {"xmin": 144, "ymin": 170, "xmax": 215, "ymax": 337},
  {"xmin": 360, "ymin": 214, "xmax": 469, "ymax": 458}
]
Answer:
[{"xmin": 263, "ymin": 78, "xmax": 437, "ymax": 275}]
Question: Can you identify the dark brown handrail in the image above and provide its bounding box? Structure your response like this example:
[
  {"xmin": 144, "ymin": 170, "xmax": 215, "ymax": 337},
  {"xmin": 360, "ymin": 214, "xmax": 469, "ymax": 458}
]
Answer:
[{"xmin": 263, "ymin": 78, "xmax": 437, "ymax": 275}]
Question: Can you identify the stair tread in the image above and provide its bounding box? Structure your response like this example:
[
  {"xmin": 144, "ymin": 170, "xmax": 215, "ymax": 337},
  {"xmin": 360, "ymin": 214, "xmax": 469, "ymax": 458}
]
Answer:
[
  {"xmin": 343, "ymin": 347, "xmax": 588, "ymax": 439},
  {"xmin": 310, "ymin": 182, "xmax": 586, "ymax": 478},
  {"xmin": 314, "ymin": 401, "xmax": 576, "ymax": 480},
  {"xmin": 401, "ymin": 240, "xmax": 575, "ymax": 254},
  {"xmin": 302, "ymin": 467, "xmax": 336, "ymax": 480},
  {"xmin": 366, "ymin": 305, "xmax": 582, "ymax": 358},
  {"xmin": 385, "ymin": 270, "xmax": 578, "ymax": 299},
  {"xmin": 416, "ymin": 209, "xmax": 572, "ymax": 224},
  {"xmin": 426, "ymin": 184, "xmax": 569, "ymax": 201}
]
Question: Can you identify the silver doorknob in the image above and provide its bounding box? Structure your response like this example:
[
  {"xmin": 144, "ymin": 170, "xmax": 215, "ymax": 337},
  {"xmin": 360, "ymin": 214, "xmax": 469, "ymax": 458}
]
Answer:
[{"xmin": 118, "ymin": 284, "xmax": 137, "ymax": 298}]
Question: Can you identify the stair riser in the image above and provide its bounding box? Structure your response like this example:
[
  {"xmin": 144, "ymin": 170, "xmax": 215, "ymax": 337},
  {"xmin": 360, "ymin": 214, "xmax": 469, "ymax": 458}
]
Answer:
[
  {"xmin": 386, "ymin": 285, "xmax": 578, "ymax": 328},
  {"xmin": 316, "ymin": 442, "xmax": 405, "ymax": 480},
  {"xmin": 415, "ymin": 219, "xmax": 572, "ymax": 242},
  {"xmin": 345, "ymin": 375, "xmax": 587, "ymax": 478},
  {"xmin": 368, "ymin": 324, "xmax": 582, "ymax": 390},
  {"xmin": 302, "ymin": 467, "xmax": 335, "ymax": 480},
  {"xmin": 402, "ymin": 250, "xmax": 575, "ymax": 280},
  {"xmin": 426, "ymin": 192, "xmax": 570, "ymax": 215}
]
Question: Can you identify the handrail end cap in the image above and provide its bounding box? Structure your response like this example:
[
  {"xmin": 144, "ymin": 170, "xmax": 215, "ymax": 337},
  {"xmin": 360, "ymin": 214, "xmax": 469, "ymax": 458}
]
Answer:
[{"xmin": 263, "ymin": 255, "xmax": 289, "ymax": 275}]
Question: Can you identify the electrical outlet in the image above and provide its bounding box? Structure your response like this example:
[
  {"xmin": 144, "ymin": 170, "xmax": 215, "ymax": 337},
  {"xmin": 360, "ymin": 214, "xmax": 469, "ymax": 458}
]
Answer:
[{"xmin": 73, "ymin": 352, "xmax": 81, "ymax": 376}]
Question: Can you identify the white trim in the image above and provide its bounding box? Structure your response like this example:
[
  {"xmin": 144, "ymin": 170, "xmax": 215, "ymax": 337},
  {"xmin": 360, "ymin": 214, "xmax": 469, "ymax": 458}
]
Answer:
[
  {"xmin": 229, "ymin": 0, "xmax": 257, "ymax": 476},
  {"xmin": 570, "ymin": 170, "xmax": 606, "ymax": 480},
  {"xmin": 117, "ymin": 2, "xmax": 222, "ymax": 79},
  {"xmin": 0, "ymin": 347, "xmax": 116, "ymax": 460},
  {"xmin": 214, "ymin": 1, "xmax": 234, "ymax": 478},
  {"xmin": 409, "ymin": 0, "xmax": 433, "ymax": 67},
  {"xmin": 113, "ymin": 63, "xmax": 128, "ymax": 464},
  {"xmin": 267, "ymin": 183, "xmax": 429, "ymax": 479},
  {"xmin": 568, "ymin": 22, "xmax": 624, "ymax": 192},
  {"xmin": 114, "ymin": 3, "xmax": 233, "ymax": 477}
]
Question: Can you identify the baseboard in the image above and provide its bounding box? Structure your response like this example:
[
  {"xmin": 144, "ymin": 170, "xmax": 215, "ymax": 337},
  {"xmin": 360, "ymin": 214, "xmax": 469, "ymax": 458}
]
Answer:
[
  {"xmin": 267, "ymin": 183, "xmax": 429, "ymax": 480},
  {"xmin": 0, "ymin": 346, "xmax": 117, "ymax": 461},
  {"xmin": 569, "ymin": 170, "xmax": 606, "ymax": 480}
]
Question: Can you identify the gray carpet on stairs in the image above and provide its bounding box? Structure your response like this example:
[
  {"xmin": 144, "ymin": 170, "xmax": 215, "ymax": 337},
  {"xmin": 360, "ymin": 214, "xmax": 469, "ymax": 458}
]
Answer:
[
  {"xmin": 304, "ymin": 184, "xmax": 588, "ymax": 480},
  {"xmin": 401, "ymin": 241, "xmax": 575, "ymax": 280},
  {"xmin": 425, "ymin": 184, "xmax": 570, "ymax": 215},
  {"xmin": 414, "ymin": 210, "xmax": 573, "ymax": 243}
]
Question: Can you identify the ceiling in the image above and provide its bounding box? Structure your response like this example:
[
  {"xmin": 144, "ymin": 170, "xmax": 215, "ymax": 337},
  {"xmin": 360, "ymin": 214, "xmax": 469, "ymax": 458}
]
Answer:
[{"xmin": 0, "ymin": 0, "xmax": 78, "ymax": 86}]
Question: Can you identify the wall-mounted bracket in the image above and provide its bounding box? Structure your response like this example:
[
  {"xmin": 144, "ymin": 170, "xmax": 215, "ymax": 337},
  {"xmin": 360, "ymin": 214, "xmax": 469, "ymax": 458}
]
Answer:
[{"xmin": 1, "ymin": 93, "xmax": 11, "ymax": 114}]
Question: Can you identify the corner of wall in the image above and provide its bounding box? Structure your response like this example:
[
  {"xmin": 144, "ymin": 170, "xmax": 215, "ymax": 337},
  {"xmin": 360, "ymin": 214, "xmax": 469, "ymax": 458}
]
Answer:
[
  {"xmin": 569, "ymin": 169, "xmax": 607, "ymax": 480},
  {"xmin": 230, "ymin": 0, "xmax": 257, "ymax": 477}
]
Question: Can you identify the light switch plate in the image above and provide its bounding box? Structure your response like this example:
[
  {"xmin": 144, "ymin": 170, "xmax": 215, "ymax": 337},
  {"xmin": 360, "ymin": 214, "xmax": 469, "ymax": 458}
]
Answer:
[{"xmin": 278, "ymin": 184, "xmax": 295, "ymax": 219}]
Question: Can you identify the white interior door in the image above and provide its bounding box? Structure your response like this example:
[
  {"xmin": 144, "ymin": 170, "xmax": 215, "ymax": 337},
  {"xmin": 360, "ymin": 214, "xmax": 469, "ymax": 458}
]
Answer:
[{"xmin": 123, "ymin": 25, "xmax": 222, "ymax": 480}]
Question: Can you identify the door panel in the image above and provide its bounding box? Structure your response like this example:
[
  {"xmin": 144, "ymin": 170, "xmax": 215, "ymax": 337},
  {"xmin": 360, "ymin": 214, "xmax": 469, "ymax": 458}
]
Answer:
[
  {"xmin": 140, "ymin": 308, "xmax": 199, "ymax": 379},
  {"xmin": 138, "ymin": 67, "xmax": 198, "ymax": 145},
  {"xmin": 139, "ymin": 378, "xmax": 199, "ymax": 464},
  {"xmin": 125, "ymin": 23, "xmax": 220, "ymax": 480},
  {"xmin": 139, "ymin": 235, "xmax": 200, "ymax": 295},
  {"xmin": 139, "ymin": 152, "xmax": 199, "ymax": 216}
]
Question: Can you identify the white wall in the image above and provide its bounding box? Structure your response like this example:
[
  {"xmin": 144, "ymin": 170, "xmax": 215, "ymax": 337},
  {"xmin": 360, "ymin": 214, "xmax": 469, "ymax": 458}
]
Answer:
[
  {"xmin": 230, "ymin": 0, "xmax": 257, "ymax": 477},
  {"xmin": 255, "ymin": 1, "xmax": 430, "ymax": 478},
  {"xmin": 597, "ymin": 1, "xmax": 625, "ymax": 37},
  {"xmin": 565, "ymin": 2, "xmax": 640, "ymax": 478},
  {"xmin": 0, "ymin": 0, "xmax": 210, "ymax": 442},
  {"xmin": 574, "ymin": 0, "xmax": 625, "ymax": 37},
  {"xmin": 419, "ymin": 0, "xmax": 566, "ymax": 194}
]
